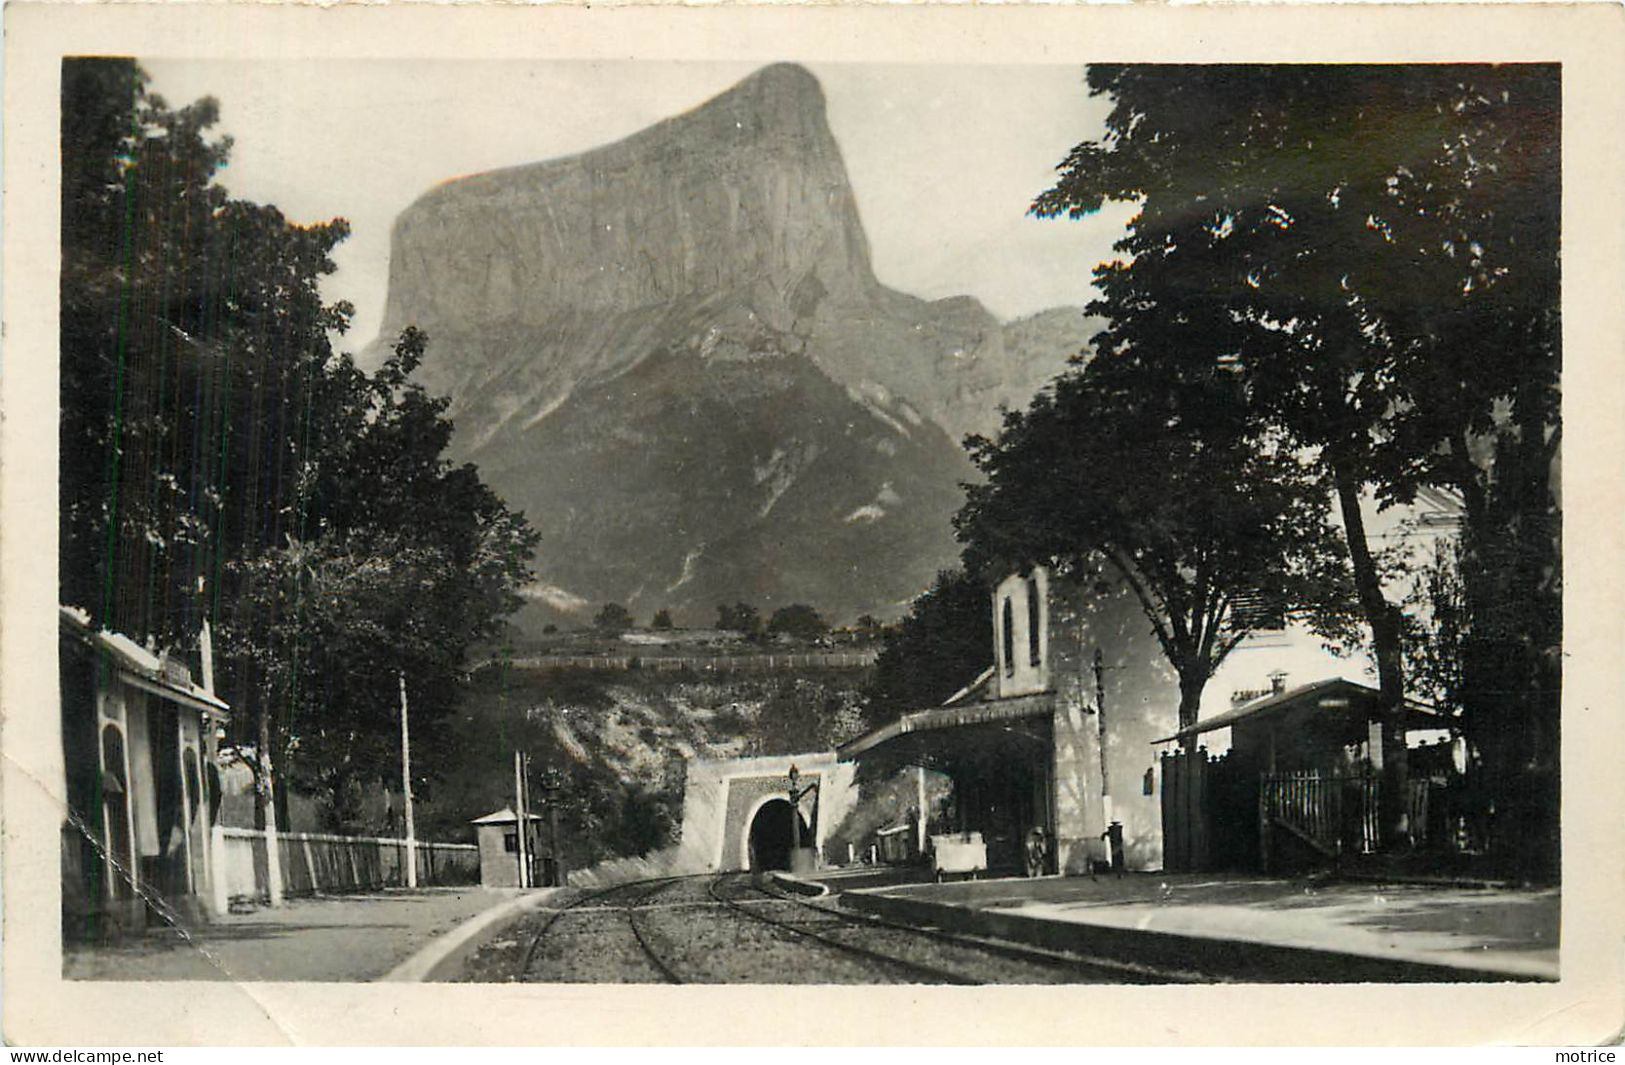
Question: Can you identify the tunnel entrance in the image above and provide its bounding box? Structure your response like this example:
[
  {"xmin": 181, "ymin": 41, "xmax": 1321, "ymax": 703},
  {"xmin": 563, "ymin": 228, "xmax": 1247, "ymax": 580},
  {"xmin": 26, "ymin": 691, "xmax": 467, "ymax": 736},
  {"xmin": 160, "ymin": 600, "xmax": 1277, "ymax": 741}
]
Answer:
[{"xmin": 747, "ymin": 798, "xmax": 812, "ymax": 872}]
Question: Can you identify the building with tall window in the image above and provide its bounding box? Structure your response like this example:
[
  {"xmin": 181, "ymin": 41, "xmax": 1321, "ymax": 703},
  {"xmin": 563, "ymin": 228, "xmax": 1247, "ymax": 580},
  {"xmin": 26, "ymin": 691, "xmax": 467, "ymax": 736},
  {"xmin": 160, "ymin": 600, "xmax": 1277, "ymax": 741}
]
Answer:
[{"xmin": 59, "ymin": 605, "xmax": 227, "ymax": 937}]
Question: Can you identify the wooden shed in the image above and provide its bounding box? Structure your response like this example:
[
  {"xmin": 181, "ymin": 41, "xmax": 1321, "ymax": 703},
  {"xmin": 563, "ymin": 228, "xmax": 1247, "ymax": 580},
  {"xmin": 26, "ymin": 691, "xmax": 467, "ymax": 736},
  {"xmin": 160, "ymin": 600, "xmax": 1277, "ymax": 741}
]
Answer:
[{"xmin": 1155, "ymin": 677, "xmax": 1453, "ymax": 871}]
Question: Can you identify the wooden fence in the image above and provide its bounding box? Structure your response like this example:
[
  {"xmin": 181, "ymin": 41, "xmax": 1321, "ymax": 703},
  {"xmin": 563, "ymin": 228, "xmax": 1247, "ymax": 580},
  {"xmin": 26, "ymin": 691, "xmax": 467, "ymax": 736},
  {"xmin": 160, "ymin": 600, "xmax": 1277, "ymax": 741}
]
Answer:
[
  {"xmin": 212, "ymin": 827, "xmax": 478, "ymax": 908},
  {"xmin": 1258, "ymin": 771, "xmax": 1435, "ymax": 870},
  {"xmin": 1160, "ymin": 748, "xmax": 1217, "ymax": 873}
]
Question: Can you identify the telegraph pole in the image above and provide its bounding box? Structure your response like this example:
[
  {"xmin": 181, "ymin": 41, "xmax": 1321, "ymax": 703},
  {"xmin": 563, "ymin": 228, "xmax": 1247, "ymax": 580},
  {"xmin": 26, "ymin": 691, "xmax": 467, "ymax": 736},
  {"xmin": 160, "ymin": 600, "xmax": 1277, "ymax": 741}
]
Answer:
[
  {"xmin": 1094, "ymin": 648, "xmax": 1111, "ymax": 821},
  {"xmin": 520, "ymin": 751, "xmax": 536, "ymax": 888},
  {"xmin": 513, "ymin": 750, "xmax": 530, "ymax": 888},
  {"xmin": 399, "ymin": 672, "xmax": 418, "ymax": 889}
]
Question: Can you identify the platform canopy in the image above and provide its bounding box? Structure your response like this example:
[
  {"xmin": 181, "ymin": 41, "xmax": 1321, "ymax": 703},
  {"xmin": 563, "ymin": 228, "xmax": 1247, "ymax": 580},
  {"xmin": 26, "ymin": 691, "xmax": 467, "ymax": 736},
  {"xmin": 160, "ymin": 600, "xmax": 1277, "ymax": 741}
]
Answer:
[
  {"xmin": 1151, "ymin": 677, "xmax": 1447, "ymax": 745},
  {"xmin": 837, "ymin": 691, "xmax": 1054, "ymax": 776},
  {"xmin": 60, "ymin": 604, "xmax": 230, "ymax": 719}
]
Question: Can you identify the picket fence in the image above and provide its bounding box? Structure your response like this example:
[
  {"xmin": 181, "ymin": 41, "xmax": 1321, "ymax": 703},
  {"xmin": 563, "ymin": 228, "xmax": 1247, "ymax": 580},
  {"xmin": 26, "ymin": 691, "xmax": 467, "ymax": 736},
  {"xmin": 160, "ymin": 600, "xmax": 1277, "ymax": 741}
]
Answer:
[{"xmin": 212, "ymin": 826, "xmax": 478, "ymax": 909}]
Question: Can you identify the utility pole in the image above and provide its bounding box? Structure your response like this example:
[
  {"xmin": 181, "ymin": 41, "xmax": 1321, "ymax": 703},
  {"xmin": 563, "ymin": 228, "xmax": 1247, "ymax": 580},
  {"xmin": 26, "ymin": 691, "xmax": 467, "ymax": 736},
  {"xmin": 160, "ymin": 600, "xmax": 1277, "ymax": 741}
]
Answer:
[
  {"xmin": 399, "ymin": 672, "xmax": 418, "ymax": 889},
  {"xmin": 520, "ymin": 750, "xmax": 536, "ymax": 888},
  {"xmin": 513, "ymin": 750, "xmax": 530, "ymax": 888},
  {"xmin": 915, "ymin": 764, "xmax": 928, "ymax": 855},
  {"xmin": 258, "ymin": 707, "xmax": 284, "ymax": 907},
  {"xmin": 1094, "ymin": 648, "xmax": 1111, "ymax": 823}
]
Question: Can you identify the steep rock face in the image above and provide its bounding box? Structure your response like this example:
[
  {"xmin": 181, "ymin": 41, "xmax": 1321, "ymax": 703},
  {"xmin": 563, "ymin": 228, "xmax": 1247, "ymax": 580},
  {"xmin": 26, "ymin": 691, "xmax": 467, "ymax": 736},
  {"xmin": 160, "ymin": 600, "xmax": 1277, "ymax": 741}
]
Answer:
[
  {"xmin": 478, "ymin": 323, "xmax": 973, "ymax": 626},
  {"xmin": 374, "ymin": 63, "xmax": 1093, "ymax": 625}
]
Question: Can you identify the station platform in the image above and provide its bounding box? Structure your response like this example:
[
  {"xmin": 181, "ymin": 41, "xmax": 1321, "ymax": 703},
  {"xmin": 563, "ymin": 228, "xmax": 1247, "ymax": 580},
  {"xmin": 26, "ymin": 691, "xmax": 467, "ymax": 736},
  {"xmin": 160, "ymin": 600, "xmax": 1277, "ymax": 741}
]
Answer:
[{"xmin": 818, "ymin": 869, "xmax": 1559, "ymax": 983}]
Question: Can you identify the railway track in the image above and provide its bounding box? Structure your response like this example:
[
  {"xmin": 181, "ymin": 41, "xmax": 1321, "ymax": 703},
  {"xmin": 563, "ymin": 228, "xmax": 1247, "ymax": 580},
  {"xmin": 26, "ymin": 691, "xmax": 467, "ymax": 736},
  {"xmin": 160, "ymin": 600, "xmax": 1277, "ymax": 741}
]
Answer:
[
  {"xmin": 717, "ymin": 874, "xmax": 1207, "ymax": 984},
  {"xmin": 517, "ymin": 875, "xmax": 687, "ymax": 983},
  {"xmin": 504, "ymin": 872, "xmax": 1196, "ymax": 984},
  {"xmin": 708, "ymin": 874, "xmax": 980, "ymax": 984}
]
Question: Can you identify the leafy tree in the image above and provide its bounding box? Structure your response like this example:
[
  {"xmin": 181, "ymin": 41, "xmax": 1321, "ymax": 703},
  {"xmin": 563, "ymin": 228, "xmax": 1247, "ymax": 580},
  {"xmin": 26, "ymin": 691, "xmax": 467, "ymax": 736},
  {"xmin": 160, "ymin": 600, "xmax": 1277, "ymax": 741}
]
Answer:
[
  {"xmin": 957, "ymin": 354, "xmax": 1353, "ymax": 749},
  {"xmin": 60, "ymin": 61, "xmax": 539, "ymax": 830},
  {"xmin": 61, "ymin": 58, "xmax": 353, "ymax": 830},
  {"xmin": 1403, "ymin": 536, "xmax": 1468, "ymax": 717},
  {"xmin": 650, "ymin": 608, "xmax": 674, "ymax": 630},
  {"xmin": 865, "ymin": 570, "xmax": 994, "ymax": 731},
  {"xmin": 219, "ymin": 329, "xmax": 539, "ymax": 825},
  {"xmin": 593, "ymin": 603, "xmax": 634, "ymax": 634},
  {"xmin": 1035, "ymin": 65, "xmax": 1558, "ymax": 870},
  {"xmin": 767, "ymin": 604, "xmax": 829, "ymax": 641},
  {"xmin": 60, "ymin": 59, "xmax": 351, "ymax": 649},
  {"xmin": 716, "ymin": 601, "xmax": 762, "ymax": 638}
]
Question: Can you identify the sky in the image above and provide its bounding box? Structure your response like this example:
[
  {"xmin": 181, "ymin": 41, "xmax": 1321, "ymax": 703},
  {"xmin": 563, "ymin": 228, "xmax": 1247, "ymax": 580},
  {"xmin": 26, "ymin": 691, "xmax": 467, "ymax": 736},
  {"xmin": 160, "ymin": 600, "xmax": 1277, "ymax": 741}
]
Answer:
[{"xmin": 141, "ymin": 59, "xmax": 1138, "ymax": 354}]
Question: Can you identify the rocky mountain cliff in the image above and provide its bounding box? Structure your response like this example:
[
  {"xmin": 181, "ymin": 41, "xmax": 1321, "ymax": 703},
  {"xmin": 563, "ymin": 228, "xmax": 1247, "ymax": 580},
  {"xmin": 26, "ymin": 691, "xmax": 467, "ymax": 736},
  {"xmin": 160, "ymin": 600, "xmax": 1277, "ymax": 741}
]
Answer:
[{"xmin": 374, "ymin": 63, "xmax": 1095, "ymax": 627}]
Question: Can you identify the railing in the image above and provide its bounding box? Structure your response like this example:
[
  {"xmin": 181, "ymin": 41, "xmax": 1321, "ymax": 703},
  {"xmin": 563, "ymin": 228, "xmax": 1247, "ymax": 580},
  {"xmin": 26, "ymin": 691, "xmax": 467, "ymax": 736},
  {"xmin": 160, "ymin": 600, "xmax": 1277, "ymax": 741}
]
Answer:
[
  {"xmin": 212, "ymin": 826, "xmax": 478, "ymax": 907},
  {"xmin": 477, "ymin": 651, "xmax": 879, "ymax": 674},
  {"xmin": 1259, "ymin": 771, "xmax": 1435, "ymax": 869},
  {"xmin": 1260, "ymin": 770, "xmax": 1377, "ymax": 863}
]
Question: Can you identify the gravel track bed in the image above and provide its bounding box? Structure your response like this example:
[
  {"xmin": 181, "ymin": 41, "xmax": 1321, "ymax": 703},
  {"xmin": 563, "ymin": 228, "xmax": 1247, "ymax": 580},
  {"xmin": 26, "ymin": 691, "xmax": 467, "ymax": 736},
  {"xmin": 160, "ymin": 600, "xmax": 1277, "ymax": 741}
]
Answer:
[
  {"xmin": 459, "ymin": 873, "xmax": 1130, "ymax": 984},
  {"xmin": 716, "ymin": 878, "xmax": 1122, "ymax": 984}
]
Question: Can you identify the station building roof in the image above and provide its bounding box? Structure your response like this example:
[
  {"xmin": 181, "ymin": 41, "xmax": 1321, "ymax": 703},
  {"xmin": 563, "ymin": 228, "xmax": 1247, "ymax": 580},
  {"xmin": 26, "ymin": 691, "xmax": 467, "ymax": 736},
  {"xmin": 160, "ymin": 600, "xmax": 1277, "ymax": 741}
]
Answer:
[
  {"xmin": 1150, "ymin": 677, "xmax": 1446, "ymax": 745},
  {"xmin": 59, "ymin": 604, "xmax": 230, "ymax": 718}
]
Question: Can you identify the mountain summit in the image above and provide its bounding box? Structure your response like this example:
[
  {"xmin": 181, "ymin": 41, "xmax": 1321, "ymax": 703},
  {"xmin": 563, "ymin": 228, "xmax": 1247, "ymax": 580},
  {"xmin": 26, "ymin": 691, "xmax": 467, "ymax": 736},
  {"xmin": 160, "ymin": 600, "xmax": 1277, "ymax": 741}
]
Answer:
[{"xmin": 374, "ymin": 65, "xmax": 1092, "ymax": 626}]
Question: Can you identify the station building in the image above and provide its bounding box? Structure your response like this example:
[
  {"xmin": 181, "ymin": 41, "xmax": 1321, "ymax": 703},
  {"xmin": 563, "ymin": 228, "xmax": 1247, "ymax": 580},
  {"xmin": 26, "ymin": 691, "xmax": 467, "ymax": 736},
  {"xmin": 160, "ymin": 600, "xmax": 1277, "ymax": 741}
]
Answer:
[
  {"xmin": 59, "ymin": 605, "xmax": 229, "ymax": 935},
  {"xmin": 837, "ymin": 556, "xmax": 1465, "ymax": 877},
  {"xmin": 838, "ymin": 567, "xmax": 1170, "ymax": 874}
]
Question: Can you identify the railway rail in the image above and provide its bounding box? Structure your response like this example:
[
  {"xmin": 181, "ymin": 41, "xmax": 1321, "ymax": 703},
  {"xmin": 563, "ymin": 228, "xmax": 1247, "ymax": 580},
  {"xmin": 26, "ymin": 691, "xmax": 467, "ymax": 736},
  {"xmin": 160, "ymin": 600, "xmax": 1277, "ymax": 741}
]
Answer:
[
  {"xmin": 516, "ymin": 875, "xmax": 686, "ymax": 983},
  {"xmin": 707, "ymin": 874, "xmax": 980, "ymax": 984},
  {"xmin": 504, "ymin": 872, "xmax": 1202, "ymax": 984},
  {"xmin": 716, "ymin": 874, "xmax": 1203, "ymax": 984},
  {"xmin": 756, "ymin": 876, "xmax": 1208, "ymax": 984}
]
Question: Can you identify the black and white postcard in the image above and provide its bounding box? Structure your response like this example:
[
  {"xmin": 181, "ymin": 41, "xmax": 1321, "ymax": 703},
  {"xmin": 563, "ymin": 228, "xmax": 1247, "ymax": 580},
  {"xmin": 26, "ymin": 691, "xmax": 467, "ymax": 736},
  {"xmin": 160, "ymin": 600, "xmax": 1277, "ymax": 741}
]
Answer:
[{"xmin": 4, "ymin": 1, "xmax": 1623, "ymax": 1048}]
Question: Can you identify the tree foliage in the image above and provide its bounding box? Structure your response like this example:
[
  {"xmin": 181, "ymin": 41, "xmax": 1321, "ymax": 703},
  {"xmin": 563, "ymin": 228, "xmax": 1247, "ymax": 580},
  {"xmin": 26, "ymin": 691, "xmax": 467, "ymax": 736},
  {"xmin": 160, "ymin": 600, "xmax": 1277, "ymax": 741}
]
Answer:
[
  {"xmin": 767, "ymin": 604, "xmax": 829, "ymax": 641},
  {"xmin": 60, "ymin": 59, "xmax": 352, "ymax": 646},
  {"xmin": 865, "ymin": 570, "xmax": 994, "ymax": 731},
  {"xmin": 593, "ymin": 603, "xmax": 634, "ymax": 634},
  {"xmin": 1035, "ymin": 64, "xmax": 1559, "ymax": 872},
  {"xmin": 60, "ymin": 61, "xmax": 539, "ymax": 830},
  {"xmin": 219, "ymin": 329, "xmax": 539, "ymax": 824},
  {"xmin": 716, "ymin": 601, "xmax": 762, "ymax": 638},
  {"xmin": 957, "ymin": 353, "xmax": 1354, "ymax": 742}
]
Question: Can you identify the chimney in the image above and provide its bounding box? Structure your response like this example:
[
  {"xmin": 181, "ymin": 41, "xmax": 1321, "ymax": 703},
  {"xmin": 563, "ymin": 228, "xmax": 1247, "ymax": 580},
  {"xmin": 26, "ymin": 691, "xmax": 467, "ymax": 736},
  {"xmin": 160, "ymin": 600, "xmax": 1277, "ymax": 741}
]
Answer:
[{"xmin": 1269, "ymin": 670, "xmax": 1289, "ymax": 695}]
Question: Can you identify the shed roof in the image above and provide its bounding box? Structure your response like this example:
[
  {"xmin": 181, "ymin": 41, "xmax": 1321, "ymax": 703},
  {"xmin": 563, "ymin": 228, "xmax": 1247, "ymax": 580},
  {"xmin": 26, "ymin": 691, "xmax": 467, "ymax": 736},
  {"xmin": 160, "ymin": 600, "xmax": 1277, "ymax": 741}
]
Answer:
[
  {"xmin": 60, "ymin": 604, "xmax": 230, "ymax": 717},
  {"xmin": 1151, "ymin": 677, "xmax": 1446, "ymax": 745},
  {"xmin": 470, "ymin": 807, "xmax": 544, "ymax": 825}
]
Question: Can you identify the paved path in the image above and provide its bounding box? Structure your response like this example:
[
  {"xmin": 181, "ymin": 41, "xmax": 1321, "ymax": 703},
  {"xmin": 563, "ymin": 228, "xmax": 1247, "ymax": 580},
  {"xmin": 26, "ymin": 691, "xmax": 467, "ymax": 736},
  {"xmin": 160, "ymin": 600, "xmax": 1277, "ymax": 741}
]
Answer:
[
  {"xmin": 843, "ymin": 873, "xmax": 1559, "ymax": 980},
  {"xmin": 64, "ymin": 887, "xmax": 513, "ymax": 982}
]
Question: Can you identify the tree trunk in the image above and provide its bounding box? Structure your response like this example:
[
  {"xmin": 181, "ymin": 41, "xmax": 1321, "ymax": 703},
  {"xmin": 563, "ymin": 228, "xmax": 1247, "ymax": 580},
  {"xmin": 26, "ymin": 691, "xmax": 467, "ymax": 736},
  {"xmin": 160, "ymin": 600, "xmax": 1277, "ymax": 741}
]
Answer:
[
  {"xmin": 1331, "ymin": 459, "xmax": 1411, "ymax": 849},
  {"xmin": 251, "ymin": 692, "xmax": 268, "ymax": 831},
  {"xmin": 1512, "ymin": 364, "xmax": 1561, "ymax": 882},
  {"xmin": 1177, "ymin": 671, "xmax": 1206, "ymax": 755},
  {"xmin": 1454, "ymin": 380, "xmax": 1561, "ymax": 882}
]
